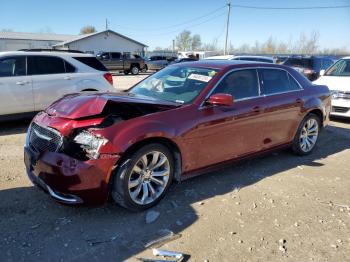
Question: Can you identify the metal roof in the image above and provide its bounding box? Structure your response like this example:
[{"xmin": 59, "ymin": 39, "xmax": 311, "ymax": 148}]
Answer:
[
  {"xmin": 0, "ymin": 30, "xmax": 148, "ymax": 47},
  {"xmin": 53, "ymin": 30, "xmax": 148, "ymax": 47},
  {"xmin": 0, "ymin": 31, "xmax": 75, "ymax": 41}
]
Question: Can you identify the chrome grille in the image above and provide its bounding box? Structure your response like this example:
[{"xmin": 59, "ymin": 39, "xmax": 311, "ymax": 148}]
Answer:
[
  {"xmin": 332, "ymin": 106, "xmax": 349, "ymax": 113},
  {"xmin": 29, "ymin": 123, "xmax": 63, "ymax": 153},
  {"xmin": 338, "ymin": 92, "xmax": 350, "ymax": 100},
  {"xmin": 333, "ymin": 91, "xmax": 350, "ymax": 100}
]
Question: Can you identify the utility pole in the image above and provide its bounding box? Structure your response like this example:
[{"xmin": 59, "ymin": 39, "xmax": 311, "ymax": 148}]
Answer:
[
  {"xmin": 172, "ymin": 39, "xmax": 175, "ymax": 54},
  {"xmin": 105, "ymin": 19, "xmax": 109, "ymax": 31},
  {"xmin": 224, "ymin": 0, "xmax": 231, "ymax": 55}
]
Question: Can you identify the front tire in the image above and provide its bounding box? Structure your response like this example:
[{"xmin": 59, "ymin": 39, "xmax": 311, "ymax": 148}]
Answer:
[
  {"xmin": 292, "ymin": 113, "xmax": 321, "ymax": 155},
  {"xmin": 111, "ymin": 143, "xmax": 174, "ymax": 211}
]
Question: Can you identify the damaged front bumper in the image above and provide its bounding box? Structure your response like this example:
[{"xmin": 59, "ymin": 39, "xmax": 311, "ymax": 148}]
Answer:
[{"xmin": 24, "ymin": 145, "xmax": 120, "ymax": 205}]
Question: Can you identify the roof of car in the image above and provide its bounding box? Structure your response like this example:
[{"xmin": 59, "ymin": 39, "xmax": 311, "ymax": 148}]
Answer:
[
  {"xmin": 171, "ymin": 59, "xmax": 281, "ymax": 70},
  {"xmin": 0, "ymin": 51, "xmax": 94, "ymax": 58},
  {"xmin": 233, "ymin": 55, "xmax": 274, "ymax": 60},
  {"xmin": 204, "ymin": 55, "xmax": 274, "ymax": 61}
]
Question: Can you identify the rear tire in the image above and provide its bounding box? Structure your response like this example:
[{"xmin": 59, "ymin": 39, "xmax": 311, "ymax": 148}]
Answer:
[
  {"xmin": 111, "ymin": 143, "xmax": 174, "ymax": 211},
  {"xmin": 131, "ymin": 65, "xmax": 140, "ymax": 75},
  {"xmin": 292, "ymin": 113, "xmax": 321, "ymax": 156}
]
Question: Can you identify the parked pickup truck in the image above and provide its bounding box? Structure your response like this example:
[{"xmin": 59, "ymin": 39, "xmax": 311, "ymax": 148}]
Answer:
[{"xmin": 96, "ymin": 52, "xmax": 145, "ymax": 75}]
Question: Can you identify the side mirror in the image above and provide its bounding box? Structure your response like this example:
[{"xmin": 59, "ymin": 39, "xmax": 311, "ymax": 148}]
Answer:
[
  {"xmin": 206, "ymin": 93, "xmax": 233, "ymax": 107},
  {"xmin": 320, "ymin": 69, "xmax": 325, "ymax": 76}
]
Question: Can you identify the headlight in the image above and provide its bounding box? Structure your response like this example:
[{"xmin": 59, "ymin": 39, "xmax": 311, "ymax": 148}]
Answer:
[
  {"xmin": 73, "ymin": 131, "xmax": 107, "ymax": 159},
  {"xmin": 331, "ymin": 90, "xmax": 339, "ymax": 99}
]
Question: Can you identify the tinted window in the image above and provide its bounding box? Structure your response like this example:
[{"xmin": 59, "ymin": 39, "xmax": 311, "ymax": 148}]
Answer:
[
  {"xmin": 261, "ymin": 69, "xmax": 299, "ymax": 94},
  {"xmin": 73, "ymin": 57, "xmax": 107, "ymax": 71},
  {"xmin": 288, "ymin": 74, "xmax": 301, "ymax": 91},
  {"xmin": 111, "ymin": 52, "xmax": 121, "ymax": 59},
  {"xmin": 101, "ymin": 53, "xmax": 110, "ymax": 59},
  {"xmin": 213, "ymin": 69, "xmax": 259, "ymax": 100},
  {"xmin": 0, "ymin": 56, "xmax": 26, "ymax": 77},
  {"xmin": 64, "ymin": 61, "xmax": 76, "ymax": 73},
  {"xmin": 284, "ymin": 58, "xmax": 312, "ymax": 68},
  {"xmin": 28, "ymin": 56, "xmax": 65, "ymax": 75}
]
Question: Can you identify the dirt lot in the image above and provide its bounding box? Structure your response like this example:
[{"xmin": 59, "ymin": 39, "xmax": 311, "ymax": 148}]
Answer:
[{"xmin": 0, "ymin": 74, "xmax": 349, "ymax": 262}]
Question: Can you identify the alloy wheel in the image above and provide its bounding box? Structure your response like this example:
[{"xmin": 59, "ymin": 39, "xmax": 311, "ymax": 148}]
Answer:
[
  {"xmin": 128, "ymin": 151, "xmax": 170, "ymax": 205},
  {"xmin": 299, "ymin": 118, "xmax": 319, "ymax": 153}
]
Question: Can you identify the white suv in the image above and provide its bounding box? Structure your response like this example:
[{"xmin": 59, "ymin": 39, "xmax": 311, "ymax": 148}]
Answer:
[
  {"xmin": 313, "ymin": 57, "xmax": 350, "ymax": 118},
  {"xmin": 0, "ymin": 50, "xmax": 116, "ymax": 120}
]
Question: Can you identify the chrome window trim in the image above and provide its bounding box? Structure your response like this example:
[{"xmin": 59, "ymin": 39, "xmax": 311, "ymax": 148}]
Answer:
[{"xmin": 199, "ymin": 66, "xmax": 304, "ymax": 109}]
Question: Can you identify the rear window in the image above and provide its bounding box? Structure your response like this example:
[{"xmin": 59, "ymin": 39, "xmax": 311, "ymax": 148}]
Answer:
[
  {"xmin": 261, "ymin": 69, "xmax": 300, "ymax": 95},
  {"xmin": 284, "ymin": 58, "xmax": 312, "ymax": 68},
  {"xmin": 73, "ymin": 57, "xmax": 107, "ymax": 71}
]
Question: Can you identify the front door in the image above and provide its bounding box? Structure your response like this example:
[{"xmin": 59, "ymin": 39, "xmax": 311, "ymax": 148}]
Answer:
[
  {"xmin": 182, "ymin": 69, "xmax": 266, "ymax": 171},
  {"xmin": 0, "ymin": 56, "xmax": 34, "ymax": 115}
]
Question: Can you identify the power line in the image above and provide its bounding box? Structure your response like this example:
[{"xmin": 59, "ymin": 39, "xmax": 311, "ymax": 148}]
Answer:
[
  {"xmin": 231, "ymin": 4, "xmax": 350, "ymax": 10},
  {"xmin": 125, "ymin": 11, "xmax": 226, "ymax": 37},
  {"xmin": 115, "ymin": 5, "xmax": 226, "ymax": 31}
]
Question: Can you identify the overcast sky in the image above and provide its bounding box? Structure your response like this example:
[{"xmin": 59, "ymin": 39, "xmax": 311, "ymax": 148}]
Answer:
[{"xmin": 1, "ymin": 0, "xmax": 349, "ymax": 50}]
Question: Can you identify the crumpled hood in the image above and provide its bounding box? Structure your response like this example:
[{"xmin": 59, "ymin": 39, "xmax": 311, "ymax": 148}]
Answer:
[{"xmin": 45, "ymin": 92, "xmax": 179, "ymax": 119}]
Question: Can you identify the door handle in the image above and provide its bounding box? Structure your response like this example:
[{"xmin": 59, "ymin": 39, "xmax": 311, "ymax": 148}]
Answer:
[
  {"xmin": 64, "ymin": 76, "xmax": 71, "ymax": 80},
  {"xmin": 252, "ymin": 106, "xmax": 261, "ymax": 113},
  {"xmin": 16, "ymin": 81, "xmax": 28, "ymax": 85}
]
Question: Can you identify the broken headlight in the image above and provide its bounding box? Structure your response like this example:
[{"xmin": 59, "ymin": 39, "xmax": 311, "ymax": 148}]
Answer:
[{"xmin": 73, "ymin": 131, "xmax": 107, "ymax": 159}]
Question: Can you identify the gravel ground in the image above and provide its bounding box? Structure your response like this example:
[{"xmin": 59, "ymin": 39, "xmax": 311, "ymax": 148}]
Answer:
[{"xmin": 0, "ymin": 75, "xmax": 349, "ymax": 262}]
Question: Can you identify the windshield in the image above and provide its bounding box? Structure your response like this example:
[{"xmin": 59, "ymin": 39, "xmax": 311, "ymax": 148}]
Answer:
[
  {"xmin": 325, "ymin": 59, "xmax": 350, "ymax": 76},
  {"xmin": 129, "ymin": 66, "xmax": 218, "ymax": 104}
]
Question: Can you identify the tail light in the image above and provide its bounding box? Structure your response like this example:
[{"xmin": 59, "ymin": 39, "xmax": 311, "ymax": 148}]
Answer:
[{"xmin": 103, "ymin": 73, "xmax": 113, "ymax": 85}]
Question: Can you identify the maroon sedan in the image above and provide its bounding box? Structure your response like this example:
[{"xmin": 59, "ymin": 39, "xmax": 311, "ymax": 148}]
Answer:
[{"xmin": 24, "ymin": 60, "xmax": 331, "ymax": 210}]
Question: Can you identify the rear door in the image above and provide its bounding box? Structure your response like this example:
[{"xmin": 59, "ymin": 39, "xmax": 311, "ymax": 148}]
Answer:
[
  {"xmin": 0, "ymin": 56, "xmax": 34, "ymax": 115},
  {"xmin": 258, "ymin": 68, "xmax": 304, "ymax": 148},
  {"xmin": 28, "ymin": 55, "xmax": 74, "ymax": 111}
]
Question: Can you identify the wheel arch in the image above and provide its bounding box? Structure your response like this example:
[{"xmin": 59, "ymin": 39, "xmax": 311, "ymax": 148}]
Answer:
[
  {"xmin": 116, "ymin": 136, "xmax": 182, "ymax": 183},
  {"xmin": 307, "ymin": 108, "xmax": 324, "ymax": 126},
  {"xmin": 303, "ymin": 97, "xmax": 326, "ymax": 127}
]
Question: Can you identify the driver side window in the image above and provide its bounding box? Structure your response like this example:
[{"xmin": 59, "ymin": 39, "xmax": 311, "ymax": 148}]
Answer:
[{"xmin": 213, "ymin": 69, "xmax": 259, "ymax": 100}]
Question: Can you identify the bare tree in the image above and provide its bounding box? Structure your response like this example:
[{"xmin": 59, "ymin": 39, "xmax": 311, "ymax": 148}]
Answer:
[
  {"xmin": 1, "ymin": 28, "xmax": 13, "ymax": 32},
  {"xmin": 191, "ymin": 34, "xmax": 202, "ymax": 50},
  {"xmin": 175, "ymin": 30, "xmax": 192, "ymax": 51},
  {"xmin": 80, "ymin": 26, "xmax": 97, "ymax": 35},
  {"xmin": 202, "ymin": 38, "xmax": 219, "ymax": 51}
]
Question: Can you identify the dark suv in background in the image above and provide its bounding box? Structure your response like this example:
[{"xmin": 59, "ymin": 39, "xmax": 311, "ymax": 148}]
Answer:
[
  {"xmin": 96, "ymin": 52, "xmax": 145, "ymax": 75},
  {"xmin": 282, "ymin": 56, "xmax": 335, "ymax": 81}
]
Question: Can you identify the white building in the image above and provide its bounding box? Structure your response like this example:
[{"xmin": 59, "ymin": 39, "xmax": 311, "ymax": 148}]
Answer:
[{"xmin": 0, "ymin": 30, "xmax": 147, "ymax": 55}]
